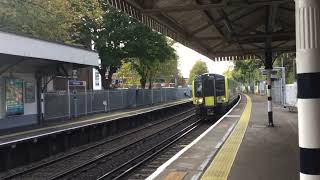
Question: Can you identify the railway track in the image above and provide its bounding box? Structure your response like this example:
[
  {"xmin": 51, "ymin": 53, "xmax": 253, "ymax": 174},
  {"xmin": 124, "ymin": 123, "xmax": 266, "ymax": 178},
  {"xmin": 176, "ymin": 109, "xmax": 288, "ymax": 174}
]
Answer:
[
  {"xmin": 96, "ymin": 119, "xmax": 203, "ymax": 180},
  {"xmin": 126, "ymin": 122, "xmax": 213, "ymax": 180},
  {"xmin": 47, "ymin": 114, "xmax": 198, "ymax": 180},
  {"xmin": 1, "ymin": 108, "xmax": 195, "ymax": 180}
]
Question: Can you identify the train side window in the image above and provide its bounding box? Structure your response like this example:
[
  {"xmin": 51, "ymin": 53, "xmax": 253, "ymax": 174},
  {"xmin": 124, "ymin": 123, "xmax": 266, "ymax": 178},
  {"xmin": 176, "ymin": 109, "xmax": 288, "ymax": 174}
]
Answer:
[{"xmin": 215, "ymin": 79, "xmax": 225, "ymax": 96}]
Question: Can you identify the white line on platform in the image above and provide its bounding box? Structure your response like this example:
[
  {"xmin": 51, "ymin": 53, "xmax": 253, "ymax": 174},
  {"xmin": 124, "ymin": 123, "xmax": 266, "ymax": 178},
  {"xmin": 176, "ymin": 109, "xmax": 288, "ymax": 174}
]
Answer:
[
  {"xmin": 225, "ymin": 115, "xmax": 241, "ymax": 118},
  {"xmin": 146, "ymin": 95, "xmax": 242, "ymax": 180},
  {"xmin": 191, "ymin": 121, "xmax": 238, "ymax": 180},
  {"xmin": 214, "ymin": 122, "xmax": 237, "ymax": 149}
]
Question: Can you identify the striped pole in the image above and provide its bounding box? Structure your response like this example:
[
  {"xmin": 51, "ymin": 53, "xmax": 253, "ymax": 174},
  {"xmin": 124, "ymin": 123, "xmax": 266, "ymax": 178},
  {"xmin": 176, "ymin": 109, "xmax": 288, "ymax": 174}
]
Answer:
[
  {"xmin": 266, "ymin": 70, "xmax": 274, "ymax": 127},
  {"xmin": 296, "ymin": 0, "xmax": 320, "ymax": 179},
  {"xmin": 265, "ymin": 51, "xmax": 274, "ymax": 127}
]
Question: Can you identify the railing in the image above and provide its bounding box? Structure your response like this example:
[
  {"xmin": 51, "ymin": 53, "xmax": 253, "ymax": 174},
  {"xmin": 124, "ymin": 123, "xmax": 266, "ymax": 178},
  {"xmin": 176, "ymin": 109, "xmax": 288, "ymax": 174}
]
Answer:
[{"xmin": 42, "ymin": 88, "xmax": 190, "ymax": 121}]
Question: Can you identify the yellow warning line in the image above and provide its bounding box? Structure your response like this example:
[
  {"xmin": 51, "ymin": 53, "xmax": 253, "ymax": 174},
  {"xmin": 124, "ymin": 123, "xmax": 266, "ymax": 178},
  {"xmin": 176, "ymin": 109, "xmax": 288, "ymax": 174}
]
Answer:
[{"xmin": 201, "ymin": 94, "xmax": 252, "ymax": 180}]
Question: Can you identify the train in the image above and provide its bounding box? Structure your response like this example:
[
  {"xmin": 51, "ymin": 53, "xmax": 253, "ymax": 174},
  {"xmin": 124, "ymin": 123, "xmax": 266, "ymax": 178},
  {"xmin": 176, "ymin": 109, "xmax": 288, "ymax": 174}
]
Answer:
[{"xmin": 192, "ymin": 73, "xmax": 240, "ymax": 119}]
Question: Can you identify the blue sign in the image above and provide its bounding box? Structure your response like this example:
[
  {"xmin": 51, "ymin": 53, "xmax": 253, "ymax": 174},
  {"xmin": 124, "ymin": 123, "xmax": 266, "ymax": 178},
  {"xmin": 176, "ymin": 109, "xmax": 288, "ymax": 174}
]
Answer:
[{"xmin": 68, "ymin": 80, "xmax": 85, "ymax": 86}]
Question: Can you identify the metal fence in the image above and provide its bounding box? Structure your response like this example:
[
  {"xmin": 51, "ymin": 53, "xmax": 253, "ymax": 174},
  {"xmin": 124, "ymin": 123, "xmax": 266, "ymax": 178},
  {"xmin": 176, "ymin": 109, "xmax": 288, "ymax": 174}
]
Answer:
[
  {"xmin": 43, "ymin": 88, "xmax": 190, "ymax": 121},
  {"xmin": 271, "ymin": 79, "xmax": 284, "ymax": 104},
  {"xmin": 285, "ymin": 83, "xmax": 297, "ymax": 107}
]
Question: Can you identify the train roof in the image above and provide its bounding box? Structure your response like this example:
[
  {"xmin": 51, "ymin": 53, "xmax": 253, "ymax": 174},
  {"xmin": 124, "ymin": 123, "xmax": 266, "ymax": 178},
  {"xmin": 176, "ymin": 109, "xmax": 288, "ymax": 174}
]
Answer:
[{"xmin": 194, "ymin": 73, "xmax": 225, "ymax": 80}]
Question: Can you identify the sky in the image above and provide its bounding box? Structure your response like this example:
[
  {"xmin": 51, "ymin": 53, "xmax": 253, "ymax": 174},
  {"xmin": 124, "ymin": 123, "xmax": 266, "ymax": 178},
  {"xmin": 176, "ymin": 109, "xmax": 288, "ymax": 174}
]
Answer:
[{"xmin": 173, "ymin": 43, "xmax": 234, "ymax": 78}]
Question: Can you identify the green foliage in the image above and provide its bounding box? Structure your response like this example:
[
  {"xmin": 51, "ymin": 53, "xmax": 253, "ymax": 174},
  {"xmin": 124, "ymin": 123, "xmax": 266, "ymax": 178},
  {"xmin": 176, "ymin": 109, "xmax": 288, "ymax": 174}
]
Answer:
[
  {"xmin": 157, "ymin": 56, "xmax": 179, "ymax": 82},
  {"xmin": 0, "ymin": 0, "xmax": 101, "ymax": 44},
  {"xmin": 273, "ymin": 53, "xmax": 296, "ymax": 84},
  {"xmin": 188, "ymin": 61, "xmax": 209, "ymax": 84},
  {"xmin": 75, "ymin": 4, "xmax": 176, "ymax": 89},
  {"xmin": 124, "ymin": 25, "xmax": 177, "ymax": 88},
  {"xmin": 117, "ymin": 61, "xmax": 141, "ymax": 87},
  {"xmin": 229, "ymin": 59, "xmax": 264, "ymax": 85}
]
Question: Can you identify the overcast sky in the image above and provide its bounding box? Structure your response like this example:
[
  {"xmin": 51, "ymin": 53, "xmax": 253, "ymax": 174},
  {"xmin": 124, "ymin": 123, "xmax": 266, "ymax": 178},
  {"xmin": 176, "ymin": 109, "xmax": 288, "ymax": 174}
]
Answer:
[{"xmin": 173, "ymin": 43, "xmax": 234, "ymax": 78}]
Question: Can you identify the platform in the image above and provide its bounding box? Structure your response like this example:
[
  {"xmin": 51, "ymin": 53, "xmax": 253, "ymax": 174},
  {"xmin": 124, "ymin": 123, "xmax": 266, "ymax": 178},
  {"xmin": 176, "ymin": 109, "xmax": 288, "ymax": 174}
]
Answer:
[
  {"xmin": 147, "ymin": 94, "xmax": 298, "ymax": 180},
  {"xmin": 0, "ymin": 99, "xmax": 191, "ymax": 146}
]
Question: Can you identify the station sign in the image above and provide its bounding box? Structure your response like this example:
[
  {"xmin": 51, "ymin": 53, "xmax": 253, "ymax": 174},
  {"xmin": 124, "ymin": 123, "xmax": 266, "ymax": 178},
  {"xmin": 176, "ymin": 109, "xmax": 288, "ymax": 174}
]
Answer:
[
  {"xmin": 260, "ymin": 69, "xmax": 278, "ymax": 75},
  {"xmin": 68, "ymin": 80, "xmax": 86, "ymax": 86}
]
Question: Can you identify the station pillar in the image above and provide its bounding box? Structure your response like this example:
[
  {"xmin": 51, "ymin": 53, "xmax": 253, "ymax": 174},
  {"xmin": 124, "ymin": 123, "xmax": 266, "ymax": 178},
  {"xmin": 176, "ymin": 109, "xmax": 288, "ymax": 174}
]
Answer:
[
  {"xmin": 296, "ymin": 0, "xmax": 320, "ymax": 179},
  {"xmin": 265, "ymin": 50, "xmax": 274, "ymax": 127}
]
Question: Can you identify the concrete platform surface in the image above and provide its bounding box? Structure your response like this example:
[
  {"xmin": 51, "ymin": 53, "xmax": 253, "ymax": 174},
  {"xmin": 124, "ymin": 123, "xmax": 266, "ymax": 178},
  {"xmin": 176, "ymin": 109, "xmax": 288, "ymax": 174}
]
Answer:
[
  {"xmin": 0, "ymin": 99, "xmax": 191, "ymax": 145},
  {"xmin": 228, "ymin": 95, "xmax": 298, "ymax": 180},
  {"xmin": 147, "ymin": 94, "xmax": 298, "ymax": 180}
]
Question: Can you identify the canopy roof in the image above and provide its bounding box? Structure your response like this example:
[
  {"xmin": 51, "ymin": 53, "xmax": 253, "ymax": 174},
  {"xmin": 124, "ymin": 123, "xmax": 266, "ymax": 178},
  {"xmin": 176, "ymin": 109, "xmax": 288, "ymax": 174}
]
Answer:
[
  {"xmin": 107, "ymin": 0, "xmax": 295, "ymax": 61},
  {"xmin": 0, "ymin": 31, "xmax": 99, "ymax": 66}
]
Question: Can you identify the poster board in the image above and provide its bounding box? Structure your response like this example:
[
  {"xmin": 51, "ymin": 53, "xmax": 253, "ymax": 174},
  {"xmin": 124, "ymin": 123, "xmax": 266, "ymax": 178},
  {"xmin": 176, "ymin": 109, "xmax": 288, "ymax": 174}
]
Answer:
[
  {"xmin": 25, "ymin": 82, "xmax": 35, "ymax": 103},
  {"xmin": 5, "ymin": 79, "xmax": 24, "ymax": 116}
]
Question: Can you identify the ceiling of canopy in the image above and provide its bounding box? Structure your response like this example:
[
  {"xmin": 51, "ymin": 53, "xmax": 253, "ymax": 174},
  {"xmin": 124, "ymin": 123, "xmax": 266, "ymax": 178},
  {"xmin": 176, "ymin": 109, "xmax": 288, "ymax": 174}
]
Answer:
[{"xmin": 107, "ymin": 0, "xmax": 295, "ymax": 61}]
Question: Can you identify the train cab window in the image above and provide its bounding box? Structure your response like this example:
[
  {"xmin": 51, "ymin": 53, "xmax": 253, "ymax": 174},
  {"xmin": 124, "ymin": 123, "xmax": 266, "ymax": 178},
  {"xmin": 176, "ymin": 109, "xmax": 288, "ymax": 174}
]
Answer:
[
  {"xmin": 203, "ymin": 78, "xmax": 215, "ymax": 96},
  {"xmin": 194, "ymin": 80, "xmax": 203, "ymax": 97}
]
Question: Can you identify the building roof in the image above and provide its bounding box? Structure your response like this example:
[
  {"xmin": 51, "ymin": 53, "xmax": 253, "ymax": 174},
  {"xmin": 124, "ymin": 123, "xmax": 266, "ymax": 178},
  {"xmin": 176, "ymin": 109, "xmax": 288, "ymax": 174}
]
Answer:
[
  {"xmin": 108, "ymin": 0, "xmax": 295, "ymax": 61},
  {"xmin": 0, "ymin": 31, "xmax": 99, "ymax": 66}
]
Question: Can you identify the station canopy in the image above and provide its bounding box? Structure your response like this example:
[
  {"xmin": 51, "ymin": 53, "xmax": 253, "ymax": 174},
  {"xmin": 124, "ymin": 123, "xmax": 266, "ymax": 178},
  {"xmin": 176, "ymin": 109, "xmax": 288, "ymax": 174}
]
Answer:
[{"xmin": 107, "ymin": 0, "xmax": 295, "ymax": 61}]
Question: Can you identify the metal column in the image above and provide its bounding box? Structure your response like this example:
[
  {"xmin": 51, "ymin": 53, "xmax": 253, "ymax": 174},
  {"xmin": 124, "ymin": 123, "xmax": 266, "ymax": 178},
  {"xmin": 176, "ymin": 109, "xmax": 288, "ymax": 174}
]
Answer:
[
  {"xmin": 296, "ymin": 0, "xmax": 320, "ymax": 179},
  {"xmin": 265, "ymin": 5, "xmax": 275, "ymax": 127}
]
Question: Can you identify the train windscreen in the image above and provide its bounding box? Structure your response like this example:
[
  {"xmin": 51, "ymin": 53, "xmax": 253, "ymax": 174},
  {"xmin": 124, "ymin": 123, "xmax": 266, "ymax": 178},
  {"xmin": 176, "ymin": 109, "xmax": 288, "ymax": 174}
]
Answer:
[
  {"xmin": 194, "ymin": 80, "xmax": 203, "ymax": 97},
  {"xmin": 203, "ymin": 77, "xmax": 215, "ymax": 96}
]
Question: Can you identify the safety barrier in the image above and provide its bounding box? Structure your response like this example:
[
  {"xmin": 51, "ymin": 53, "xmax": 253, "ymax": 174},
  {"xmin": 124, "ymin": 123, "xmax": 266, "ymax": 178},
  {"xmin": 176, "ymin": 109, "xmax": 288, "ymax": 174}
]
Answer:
[{"xmin": 42, "ymin": 88, "xmax": 190, "ymax": 120}]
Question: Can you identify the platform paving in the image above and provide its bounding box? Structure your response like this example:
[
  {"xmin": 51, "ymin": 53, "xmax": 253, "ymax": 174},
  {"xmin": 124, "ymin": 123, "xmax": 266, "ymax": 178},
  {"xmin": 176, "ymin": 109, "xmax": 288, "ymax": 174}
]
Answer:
[{"xmin": 228, "ymin": 95, "xmax": 298, "ymax": 180}]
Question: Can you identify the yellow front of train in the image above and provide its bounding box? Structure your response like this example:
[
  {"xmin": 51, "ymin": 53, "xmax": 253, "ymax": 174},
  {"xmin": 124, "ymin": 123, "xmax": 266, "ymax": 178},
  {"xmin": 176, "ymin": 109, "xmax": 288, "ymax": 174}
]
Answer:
[{"xmin": 192, "ymin": 73, "xmax": 229, "ymax": 118}]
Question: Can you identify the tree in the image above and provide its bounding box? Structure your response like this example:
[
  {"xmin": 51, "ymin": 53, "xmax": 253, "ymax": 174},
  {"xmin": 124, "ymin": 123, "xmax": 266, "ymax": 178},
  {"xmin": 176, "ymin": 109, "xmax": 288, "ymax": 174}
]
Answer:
[
  {"xmin": 0, "ymin": 0, "xmax": 101, "ymax": 44},
  {"xmin": 116, "ymin": 60, "xmax": 141, "ymax": 88},
  {"xmin": 176, "ymin": 70, "xmax": 187, "ymax": 87},
  {"xmin": 188, "ymin": 61, "xmax": 209, "ymax": 84},
  {"xmin": 75, "ymin": 5, "xmax": 142, "ymax": 89},
  {"xmin": 231, "ymin": 59, "xmax": 264, "ymax": 85},
  {"xmin": 273, "ymin": 53, "xmax": 296, "ymax": 84},
  {"xmin": 125, "ymin": 25, "xmax": 177, "ymax": 89}
]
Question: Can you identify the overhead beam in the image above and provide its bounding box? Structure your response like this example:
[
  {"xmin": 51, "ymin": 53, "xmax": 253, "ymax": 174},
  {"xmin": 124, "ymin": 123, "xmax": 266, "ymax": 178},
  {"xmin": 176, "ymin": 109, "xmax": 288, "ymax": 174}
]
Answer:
[
  {"xmin": 189, "ymin": 7, "xmax": 243, "ymax": 36},
  {"xmin": 194, "ymin": 0, "xmax": 228, "ymax": 41},
  {"xmin": 209, "ymin": 46, "xmax": 295, "ymax": 57},
  {"xmin": 141, "ymin": 0, "xmax": 292, "ymax": 14},
  {"xmin": 194, "ymin": 32, "xmax": 295, "ymax": 41}
]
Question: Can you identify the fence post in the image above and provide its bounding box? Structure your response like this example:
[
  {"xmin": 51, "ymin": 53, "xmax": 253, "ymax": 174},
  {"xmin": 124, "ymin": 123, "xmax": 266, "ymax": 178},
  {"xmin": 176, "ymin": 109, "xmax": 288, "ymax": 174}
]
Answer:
[
  {"xmin": 91, "ymin": 91, "xmax": 93, "ymax": 114},
  {"xmin": 73, "ymin": 92, "xmax": 78, "ymax": 118},
  {"xmin": 164, "ymin": 88, "xmax": 167, "ymax": 102},
  {"xmin": 68, "ymin": 85, "xmax": 71, "ymax": 119},
  {"xmin": 142, "ymin": 89, "xmax": 145, "ymax": 105},
  {"xmin": 121, "ymin": 90, "xmax": 124, "ymax": 108},
  {"xmin": 40, "ymin": 93, "xmax": 45, "ymax": 122},
  {"xmin": 107, "ymin": 90, "xmax": 110, "ymax": 112},
  {"xmin": 161, "ymin": 88, "xmax": 163, "ymax": 102},
  {"xmin": 151, "ymin": 89, "xmax": 154, "ymax": 104},
  {"xmin": 85, "ymin": 91, "xmax": 88, "ymax": 116}
]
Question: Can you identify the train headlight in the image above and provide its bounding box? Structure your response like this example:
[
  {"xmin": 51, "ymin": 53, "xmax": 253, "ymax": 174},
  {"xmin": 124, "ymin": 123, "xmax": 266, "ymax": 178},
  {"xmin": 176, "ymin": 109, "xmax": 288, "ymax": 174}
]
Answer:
[{"xmin": 198, "ymin": 98, "xmax": 203, "ymax": 104}]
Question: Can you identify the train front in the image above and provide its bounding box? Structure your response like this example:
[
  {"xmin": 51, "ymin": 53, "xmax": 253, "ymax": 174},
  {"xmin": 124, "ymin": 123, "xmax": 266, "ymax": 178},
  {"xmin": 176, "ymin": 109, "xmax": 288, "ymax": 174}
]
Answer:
[{"xmin": 192, "ymin": 74, "xmax": 224, "ymax": 119}]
